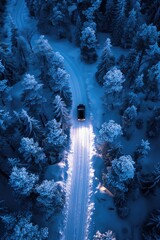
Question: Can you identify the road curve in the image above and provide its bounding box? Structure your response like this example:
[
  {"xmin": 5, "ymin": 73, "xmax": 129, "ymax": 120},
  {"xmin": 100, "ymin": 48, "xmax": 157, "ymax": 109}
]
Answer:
[
  {"xmin": 50, "ymin": 39, "xmax": 92, "ymax": 240},
  {"xmin": 10, "ymin": 1, "xmax": 93, "ymax": 239}
]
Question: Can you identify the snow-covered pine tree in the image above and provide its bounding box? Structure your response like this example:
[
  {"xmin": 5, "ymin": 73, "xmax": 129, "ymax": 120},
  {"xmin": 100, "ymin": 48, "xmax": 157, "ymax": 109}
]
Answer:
[
  {"xmin": 147, "ymin": 62, "xmax": 160, "ymax": 100},
  {"xmin": 134, "ymin": 0, "xmax": 142, "ymax": 24},
  {"xmin": 119, "ymin": 49, "xmax": 139, "ymax": 82},
  {"xmin": 45, "ymin": 119, "xmax": 67, "ymax": 161},
  {"xmin": 35, "ymin": 36, "xmax": 64, "ymax": 86},
  {"xmin": 0, "ymin": 79, "xmax": 8, "ymax": 106},
  {"xmin": 96, "ymin": 38, "xmax": 115, "ymax": 85},
  {"xmin": 49, "ymin": 67, "xmax": 72, "ymax": 106},
  {"xmin": 19, "ymin": 137, "xmax": 47, "ymax": 166},
  {"xmin": 35, "ymin": 36, "xmax": 55, "ymax": 83},
  {"xmin": 104, "ymin": 0, "xmax": 115, "ymax": 32},
  {"xmin": 10, "ymin": 18, "xmax": 29, "ymax": 74},
  {"xmin": 1, "ymin": 212, "xmax": 48, "ymax": 240},
  {"xmin": 80, "ymin": 26, "xmax": 97, "ymax": 63},
  {"xmin": 22, "ymin": 74, "xmax": 46, "ymax": 113},
  {"xmin": 112, "ymin": 0, "xmax": 126, "ymax": 46},
  {"xmin": 134, "ymin": 74, "xmax": 144, "ymax": 92},
  {"xmin": 122, "ymin": 9, "xmax": 138, "ymax": 48},
  {"xmin": 0, "ymin": 47, "xmax": 18, "ymax": 85},
  {"xmin": 133, "ymin": 23, "xmax": 159, "ymax": 72},
  {"xmin": 10, "ymin": 18, "xmax": 18, "ymax": 53},
  {"xmin": 93, "ymin": 230, "xmax": 116, "ymax": 240},
  {"xmin": 9, "ymin": 166, "xmax": 39, "ymax": 196},
  {"xmin": 135, "ymin": 139, "xmax": 150, "ymax": 160},
  {"xmin": 142, "ymin": 209, "xmax": 160, "ymax": 239},
  {"xmin": 35, "ymin": 180, "xmax": 65, "ymax": 219},
  {"xmin": 0, "ymin": 60, "xmax": 5, "ymax": 79},
  {"xmin": 14, "ymin": 109, "xmax": 40, "ymax": 138},
  {"xmin": 122, "ymin": 105, "xmax": 137, "ymax": 128},
  {"xmin": 0, "ymin": 109, "xmax": 20, "ymax": 156},
  {"xmin": 99, "ymin": 120, "xmax": 122, "ymax": 144},
  {"xmin": 125, "ymin": 92, "xmax": 141, "ymax": 109},
  {"xmin": 82, "ymin": 0, "xmax": 101, "ymax": 32},
  {"xmin": 141, "ymin": 0, "xmax": 160, "ymax": 29},
  {"xmin": 50, "ymin": 2, "xmax": 70, "ymax": 38},
  {"xmin": 0, "ymin": 109, "xmax": 12, "ymax": 132},
  {"xmin": 145, "ymin": 43, "xmax": 160, "ymax": 70},
  {"xmin": 53, "ymin": 95, "xmax": 70, "ymax": 130},
  {"xmin": 50, "ymin": 67, "xmax": 70, "ymax": 93},
  {"xmin": 138, "ymin": 163, "xmax": 160, "ymax": 195},
  {"xmin": 103, "ymin": 67, "xmax": 125, "ymax": 108},
  {"xmin": 106, "ymin": 155, "xmax": 135, "ymax": 192}
]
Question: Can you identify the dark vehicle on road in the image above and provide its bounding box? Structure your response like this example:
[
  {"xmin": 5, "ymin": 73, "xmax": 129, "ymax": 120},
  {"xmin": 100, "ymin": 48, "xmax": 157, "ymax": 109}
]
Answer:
[{"xmin": 77, "ymin": 104, "xmax": 85, "ymax": 121}]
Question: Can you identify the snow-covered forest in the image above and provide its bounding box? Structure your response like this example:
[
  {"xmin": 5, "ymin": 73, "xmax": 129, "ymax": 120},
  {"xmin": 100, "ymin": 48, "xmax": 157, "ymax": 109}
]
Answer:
[{"xmin": 0, "ymin": 0, "xmax": 160, "ymax": 239}]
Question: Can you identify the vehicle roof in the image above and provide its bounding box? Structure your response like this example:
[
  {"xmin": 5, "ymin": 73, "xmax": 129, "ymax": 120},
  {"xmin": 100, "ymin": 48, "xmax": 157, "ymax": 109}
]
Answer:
[{"xmin": 77, "ymin": 104, "xmax": 85, "ymax": 108}]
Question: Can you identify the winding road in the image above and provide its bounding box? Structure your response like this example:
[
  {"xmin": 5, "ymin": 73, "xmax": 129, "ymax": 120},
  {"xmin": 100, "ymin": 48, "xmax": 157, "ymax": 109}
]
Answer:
[{"xmin": 10, "ymin": 1, "xmax": 94, "ymax": 239}]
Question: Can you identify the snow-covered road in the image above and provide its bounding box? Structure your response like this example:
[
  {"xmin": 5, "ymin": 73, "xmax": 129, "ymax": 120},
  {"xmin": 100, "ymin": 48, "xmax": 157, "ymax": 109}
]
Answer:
[
  {"xmin": 52, "ymin": 45, "xmax": 93, "ymax": 240},
  {"xmin": 10, "ymin": 1, "xmax": 94, "ymax": 239}
]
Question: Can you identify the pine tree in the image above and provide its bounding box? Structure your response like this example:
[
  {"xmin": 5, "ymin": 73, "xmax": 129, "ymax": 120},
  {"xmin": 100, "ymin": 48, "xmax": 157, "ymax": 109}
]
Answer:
[
  {"xmin": 104, "ymin": 0, "xmax": 115, "ymax": 32},
  {"xmin": 135, "ymin": 139, "xmax": 150, "ymax": 160},
  {"xmin": 0, "ymin": 46, "xmax": 18, "ymax": 85},
  {"xmin": 14, "ymin": 109, "xmax": 40, "ymax": 138},
  {"xmin": 103, "ymin": 67, "xmax": 125, "ymax": 108},
  {"xmin": 141, "ymin": 0, "xmax": 160, "ymax": 29},
  {"xmin": 36, "ymin": 180, "xmax": 65, "ymax": 218},
  {"xmin": 1, "ymin": 212, "xmax": 48, "ymax": 240},
  {"xmin": 112, "ymin": 0, "xmax": 127, "ymax": 46},
  {"xmin": 9, "ymin": 166, "xmax": 39, "ymax": 196},
  {"xmin": 122, "ymin": 9, "xmax": 138, "ymax": 48},
  {"xmin": 99, "ymin": 120, "xmax": 122, "ymax": 144},
  {"xmin": 22, "ymin": 74, "xmax": 46, "ymax": 112},
  {"xmin": 10, "ymin": 18, "xmax": 29, "ymax": 73},
  {"xmin": 19, "ymin": 137, "xmax": 47, "ymax": 166},
  {"xmin": 125, "ymin": 92, "xmax": 141, "ymax": 108},
  {"xmin": 45, "ymin": 119, "xmax": 67, "ymax": 157},
  {"xmin": 119, "ymin": 49, "xmax": 139, "ymax": 82},
  {"xmin": 0, "ymin": 79, "xmax": 8, "ymax": 106},
  {"xmin": 138, "ymin": 163, "xmax": 160, "ymax": 195},
  {"xmin": 35, "ymin": 36, "xmax": 64, "ymax": 86},
  {"xmin": 51, "ymin": 2, "xmax": 70, "ymax": 38},
  {"xmin": 106, "ymin": 155, "xmax": 135, "ymax": 192},
  {"xmin": 10, "ymin": 18, "xmax": 18, "ymax": 53},
  {"xmin": 96, "ymin": 38, "xmax": 115, "ymax": 85},
  {"xmin": 0, "ymin": 60, "xmax": 5, "ymax": 79},
  {"xmin": 80, "ymin": 26, "xmax": 97, "ymax": 63},
  {"xmin": 0, "ymin": 109, "xmax": 12, "ymax": 132},
  {"xmin": 133, "ymin": 24, "xmax": 159, "ymax": 72},
  {"xmin": 145, "ymin": 43, "xmax": 160, "ymax": 69},
  {"xmin": 35, "ymin": 36, "xmax": 55, "ymax": 81},
  {"xmin": 49, "ymin": 67, "xmax": 72, "ymax": 106},
  {"xmin": 53, "ymin": 95, "xmax": 70, "ymax": 130},
  {"xmin": 147, "ymin": 62, "xmax": 160, "ymax": 100},
  {"xmin": 93, "ymin": 230, "xmax": 116, "ymax": 240},
  {"xmin": 134, "ymin": 74, "xmax": 144, "ymax": 92},
  {"xmin": 142, "ymin": 209, "xmax": 160, "ymax": 239},
  {"xmin": 122, "ymin": 105, "xmax": 137, "ymax": 128},
  {"xmin": 50, "ymin": 67, "xmax": 70, "ymax": 93}
]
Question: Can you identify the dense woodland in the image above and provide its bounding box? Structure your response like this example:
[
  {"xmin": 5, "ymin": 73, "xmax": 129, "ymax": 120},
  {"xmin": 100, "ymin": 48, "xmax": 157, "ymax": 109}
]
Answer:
[{"xmin": 0, "ymin": 0, "xmax": 160, "ymax": 239}]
